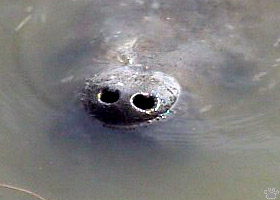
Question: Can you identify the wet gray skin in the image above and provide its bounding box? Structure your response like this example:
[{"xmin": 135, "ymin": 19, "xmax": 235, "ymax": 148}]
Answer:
[
  {"xmin": 1, "ymin": 0, "xmax": 280, "ymax": 200},
  {"xmin": 81, "ymin": 66, "xmax": 180, "ymax": 127}
]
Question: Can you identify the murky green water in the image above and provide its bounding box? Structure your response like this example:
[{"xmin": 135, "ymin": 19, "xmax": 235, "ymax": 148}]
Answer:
[{"xmin": 0, "ymin": 0, "xmax": 280, "ymax": 200}]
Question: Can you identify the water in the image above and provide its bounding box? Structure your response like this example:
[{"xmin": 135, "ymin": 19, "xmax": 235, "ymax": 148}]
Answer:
[{"xmin": 0, "ymin": 0, "xmax": 280, "ymax": 200}]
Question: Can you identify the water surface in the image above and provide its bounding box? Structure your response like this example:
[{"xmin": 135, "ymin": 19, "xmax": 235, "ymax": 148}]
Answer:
[{"xmin": 0, "ymin": 0, "xmax": 280, "ymax": 200}]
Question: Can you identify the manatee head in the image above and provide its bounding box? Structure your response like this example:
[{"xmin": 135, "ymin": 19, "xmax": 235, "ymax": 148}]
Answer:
[{"xmin": 81, "ymin": 65, "xmax": 180, "ymax": 127}]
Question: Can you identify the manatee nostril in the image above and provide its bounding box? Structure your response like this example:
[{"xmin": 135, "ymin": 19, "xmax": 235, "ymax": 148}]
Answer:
[
  {"xmin": 131, "ymin": 93, "xmax": 157, "ymax": 111},
  {"xmin": 98, "ymin": 88, "xmax": 120, "ymax": 104}
]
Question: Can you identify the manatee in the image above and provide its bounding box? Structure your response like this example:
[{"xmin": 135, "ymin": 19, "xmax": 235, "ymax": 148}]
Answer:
[{"xmin": 6, "ymin": 0, "xmax": 280, "ymax": 132}]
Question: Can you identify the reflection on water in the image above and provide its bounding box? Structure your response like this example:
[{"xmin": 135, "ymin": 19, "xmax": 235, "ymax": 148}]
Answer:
[{"xmin": 0, "ymin": 0, "xmax": 280, "ymax": 199}]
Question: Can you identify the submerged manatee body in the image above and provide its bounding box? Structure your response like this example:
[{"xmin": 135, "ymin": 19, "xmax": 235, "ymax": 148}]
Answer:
[
  {"xmin": 8, "ymin": 0, "xmax": 279, "ymax": 132},
  {"xmin": 73, "ymin": 0, "xmax": 265, "ymax": 127}
]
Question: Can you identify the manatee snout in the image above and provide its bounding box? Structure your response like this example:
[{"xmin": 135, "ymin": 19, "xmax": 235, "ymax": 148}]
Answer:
[{"xmin": 81, "ymin": 66, "xmax": 180, "ymax": 127}]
